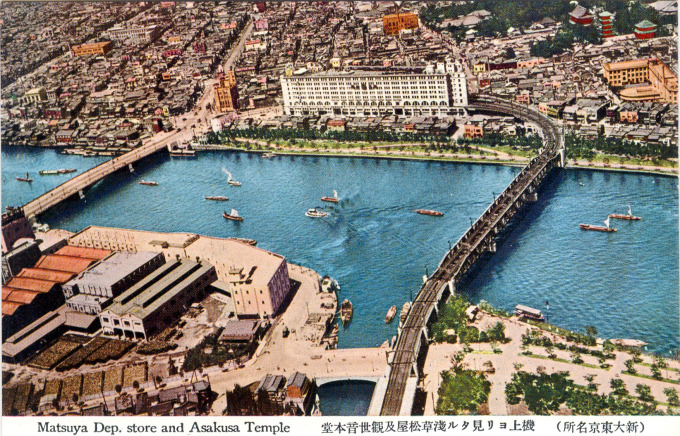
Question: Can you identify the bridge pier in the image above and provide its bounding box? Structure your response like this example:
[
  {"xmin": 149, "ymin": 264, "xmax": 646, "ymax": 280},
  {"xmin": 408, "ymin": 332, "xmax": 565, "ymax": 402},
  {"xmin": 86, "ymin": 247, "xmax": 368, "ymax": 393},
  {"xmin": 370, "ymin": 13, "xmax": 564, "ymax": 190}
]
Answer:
[
  {"xmin": 128, "ymin": 164, "xmax": 134, "ymax": 172},
  {"xmin": 78, "ymin": 190, "xmax": 85, "ymax": 200},
  {"xmin": 380, "ymin": 95, "xmax": 565, "ymax": 416}
]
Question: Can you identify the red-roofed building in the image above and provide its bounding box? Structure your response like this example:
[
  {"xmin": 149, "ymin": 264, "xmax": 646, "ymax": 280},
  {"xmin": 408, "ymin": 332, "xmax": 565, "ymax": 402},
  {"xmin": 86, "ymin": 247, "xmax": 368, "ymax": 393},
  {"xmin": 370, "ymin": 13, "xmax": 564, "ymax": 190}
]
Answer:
[
  {"xmin": 55, "ymin": 245, "xmax": 111, "ymax": 260},
  {"xmin": 16, "ymin": 268, "xmax": 74, "ymax": 283},
  {"xmin": 2, "ymin": 277, "xmax": 64, "ymax": 340},
  {"xmin": 34, "ymin": 254, "xmax": 98, "ymax": 274},
  {"xmin": 569, "ymin": 5, "xmax": 594, "ymax": 25},
  {"xmin": 5, "ymin": 276, "xmax": 58, "ymax": 294}
]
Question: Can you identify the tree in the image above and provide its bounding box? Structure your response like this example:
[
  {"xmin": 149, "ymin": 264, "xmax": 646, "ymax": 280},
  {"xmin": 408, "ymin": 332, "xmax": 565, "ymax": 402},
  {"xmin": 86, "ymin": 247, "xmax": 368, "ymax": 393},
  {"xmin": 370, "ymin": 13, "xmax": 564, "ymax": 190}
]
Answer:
[
  {"xmin": 505, "ymin": 47, "xmax": 516, "ymax": 59},
  {"xmin": 624, "ymin": 359, "xmax": 637, "ymax": 374},
  {"xmin": 664, "ymin": 388, "xmax": 680, "ymax": 407},
  {"xmin": 635, "ymin": 384, "xmax": 654, "ymax": 403},
  {"xmin": 133, "ymin": 380, "xmax": 140, "ymax": 390},
  {"xmin": 572, "ymin": 351, "xmax": 584, "ymax": 365},
  {"xmin": 115, "ymin": 384, "xmax": 122, "ymax": 395},
  {"xmin": 610, "ymin": 378, "xmax": 627, "ymax": 396},
  {"xmin": 585, "ymin": 326, "xmax": 597, "ymax": 337}
]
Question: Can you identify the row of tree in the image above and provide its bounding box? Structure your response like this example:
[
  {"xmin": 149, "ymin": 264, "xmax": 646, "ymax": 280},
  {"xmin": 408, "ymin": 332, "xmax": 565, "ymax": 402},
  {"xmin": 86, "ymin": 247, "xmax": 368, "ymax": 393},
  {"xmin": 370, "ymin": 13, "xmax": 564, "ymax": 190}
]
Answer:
[
  {"xmin": 212, "ymin": 127, "xmax": 450, "ymax": 144},
  {"xmin": 565, "ymin": 134, "xmax": 678, "ymax": 161}
]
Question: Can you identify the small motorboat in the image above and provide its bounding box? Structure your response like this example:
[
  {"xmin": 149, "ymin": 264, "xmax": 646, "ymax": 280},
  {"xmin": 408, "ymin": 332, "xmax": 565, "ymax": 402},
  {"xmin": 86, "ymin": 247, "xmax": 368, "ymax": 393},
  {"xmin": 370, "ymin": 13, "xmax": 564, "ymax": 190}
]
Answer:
[
  {"xmin": 580, "ymin": 217, "xmax": 616, "ymax": 233},
  {"xmin": 305, "ymin": 208, "xmax": 328, "ymax": 218},
  {"xmin": 39, "ymin": 170, "xmax": 60, "ymax": 175},
  {"xmin": 262, "ymin": 152, "xmax": 277, "ymax": 158},
  {"xmin": 609, "ymin": 205, "xmax": 641, "ymax": 221},
  {"xmin": 58, "ymin": 169, "xmax": 77, "ymax": 174},
  {"xmin": 340, "ymin": 299, "xmax": 353, "ymax": 325},
  {"xmin": 205, "ymin": 196, "xmax": 229, "ymax": 201},
  {"xmin": 223, "ymin": 209, "xmax": 243, "ymax": 221},
  {"xmin": 416, "ymin": 209, "xmax": 443, "ymax": 216},
  {"xmin": 228, "ymin": 180, "xmax": 242, "ymax": 186},
  {"xmin": 16, "ymin": 172, "xmax": 33, "ymax": 183},
  {"xmin": 139, "ymin": 180, "xmax": 158, "ymax": 186},
  {"xmin": 321, "ymin": 190, "xmax": 339, "ymax": 203},
  {"xmin": 385, "ymin": 305, "xmax": 397, "ymax": 323}
]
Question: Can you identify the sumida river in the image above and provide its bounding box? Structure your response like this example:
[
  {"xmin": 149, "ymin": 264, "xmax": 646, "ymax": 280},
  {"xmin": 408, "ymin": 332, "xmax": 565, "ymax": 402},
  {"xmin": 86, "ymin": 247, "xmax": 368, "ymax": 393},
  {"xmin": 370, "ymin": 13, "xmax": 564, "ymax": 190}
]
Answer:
[{"xmin": 2, "ymin": 146, "xmax": 678, "ymax": 355}]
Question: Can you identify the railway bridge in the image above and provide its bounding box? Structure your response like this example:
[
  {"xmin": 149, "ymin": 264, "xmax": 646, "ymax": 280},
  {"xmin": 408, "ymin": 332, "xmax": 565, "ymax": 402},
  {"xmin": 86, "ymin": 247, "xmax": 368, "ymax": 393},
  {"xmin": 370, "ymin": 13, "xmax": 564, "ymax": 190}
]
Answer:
[{"xmin": 377, "ymin": 94, "xmax": 564, "ymax": 415}]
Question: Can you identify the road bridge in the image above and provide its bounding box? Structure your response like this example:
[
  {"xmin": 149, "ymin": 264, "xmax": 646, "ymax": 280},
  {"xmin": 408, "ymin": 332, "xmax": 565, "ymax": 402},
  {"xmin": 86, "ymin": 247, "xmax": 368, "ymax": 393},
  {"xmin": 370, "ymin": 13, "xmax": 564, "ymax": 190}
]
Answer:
[
  {"xmin": 378, "ymin": 95, "xmax": 564, "ymax": 415},
  {"xmin": 21, "ymin": 131, "xmax": 186, "ymax": 219}
]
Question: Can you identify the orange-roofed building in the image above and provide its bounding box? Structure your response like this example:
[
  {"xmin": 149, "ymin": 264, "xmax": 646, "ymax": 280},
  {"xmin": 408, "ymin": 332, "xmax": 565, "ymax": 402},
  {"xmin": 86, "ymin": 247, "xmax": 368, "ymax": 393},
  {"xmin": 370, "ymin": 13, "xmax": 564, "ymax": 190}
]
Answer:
[
  {"xmin": 2, "ymin": 278, "xmax": 65, "ymax": 340},
  {"xmin": 55, "ymin": 245, "xmax": 111, "ymax": 261},
  {"xmin": 3, "ymin": 289, "xmax": 40, "ymax": 305},
  {"xmin": 34, "ymin": 254, "xmax": 97, "ymax": 274},
  {"xmin": 5, "ymin": 276, "xmax": 58, "ymax": 294},
  {"xmin": 16, "ymin": 268, "xmax": 74, "ymax": 283},
  {"xmin": 2, "ymin": 301, "xmax": 21, "ymax": 316}
]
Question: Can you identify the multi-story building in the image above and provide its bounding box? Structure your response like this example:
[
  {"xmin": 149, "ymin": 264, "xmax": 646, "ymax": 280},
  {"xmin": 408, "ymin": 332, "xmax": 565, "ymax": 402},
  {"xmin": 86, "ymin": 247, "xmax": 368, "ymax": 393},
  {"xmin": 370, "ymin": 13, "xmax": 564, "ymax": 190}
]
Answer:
[
  {"xmin": 62, "ymin": 251, "xmax": 165, "ymax": 315},
  {"xmin": 99, "ymin": 259, "xmax": 216, "ymax": 340},
  {"xmin": 68, "ymin": 226, "xmax": 294, "ymax": 319},
  {"xmin": 281, "ymin": 59, "xmax": 468, "ymax": 117},
  {"xmin": 106, "ymin": 25, "xmax": 160, "ymax": 45},
  {"xmin": 214, "ymin": 70, "xmax": 239, "ymax": 112},
  {"xmin": 603, "ymin": 58, "xmax": 678, "ymax": 104},
  {"xmin": 71, "ymin": 42, "xmax": 112, "ymax": 57},
  {"xmin": 382, "ymin": 12, "xmax": 419, "ymax": 35}
]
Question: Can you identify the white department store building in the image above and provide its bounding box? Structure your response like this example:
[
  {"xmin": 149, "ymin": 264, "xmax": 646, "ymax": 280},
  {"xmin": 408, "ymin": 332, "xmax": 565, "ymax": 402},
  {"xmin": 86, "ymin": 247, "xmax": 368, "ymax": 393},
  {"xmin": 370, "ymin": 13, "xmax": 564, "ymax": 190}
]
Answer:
[{"xmin": 281, "ymin": 59, "xmax": 468, "ymax": 117}]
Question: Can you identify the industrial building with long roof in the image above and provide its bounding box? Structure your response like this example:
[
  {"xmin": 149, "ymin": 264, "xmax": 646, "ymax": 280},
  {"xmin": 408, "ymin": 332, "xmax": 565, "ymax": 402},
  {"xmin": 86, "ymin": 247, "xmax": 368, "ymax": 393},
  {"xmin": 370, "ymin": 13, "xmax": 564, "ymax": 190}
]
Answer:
[{"xmin": 69, "ymin": 226, "xmax": 292, "ymax": 319}]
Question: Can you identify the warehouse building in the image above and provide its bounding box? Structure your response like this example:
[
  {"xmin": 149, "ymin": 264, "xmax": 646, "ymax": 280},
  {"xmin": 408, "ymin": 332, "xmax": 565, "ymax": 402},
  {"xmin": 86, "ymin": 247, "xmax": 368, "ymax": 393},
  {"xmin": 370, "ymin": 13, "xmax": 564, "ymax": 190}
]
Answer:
[
  {"xmin": 68, "ymin": 227, "xmax": 294, "ymax": 319},
  {"xmin": 62, "ymin": 251, "xmax": 165, "ymax": 299},
  {"xmin": 99, "ymin": 259, "xmax": 216, "ymax": 340}
]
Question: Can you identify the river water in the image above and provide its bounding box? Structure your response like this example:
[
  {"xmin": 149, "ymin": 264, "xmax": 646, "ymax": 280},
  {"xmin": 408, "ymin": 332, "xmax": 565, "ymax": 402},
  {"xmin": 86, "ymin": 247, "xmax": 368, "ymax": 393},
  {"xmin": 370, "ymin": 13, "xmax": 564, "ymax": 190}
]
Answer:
[{"xmin": 2, "ymin": 146, "xmax": 678, "ymax": 356}]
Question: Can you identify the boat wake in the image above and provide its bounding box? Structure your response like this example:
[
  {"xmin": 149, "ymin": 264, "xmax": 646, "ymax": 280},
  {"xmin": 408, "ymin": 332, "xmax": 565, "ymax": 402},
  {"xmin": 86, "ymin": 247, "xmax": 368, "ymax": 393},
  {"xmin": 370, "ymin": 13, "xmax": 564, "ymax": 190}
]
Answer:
[{"xmin": 221, "ymin": 167, "xmax": 233, "ymax": 181}]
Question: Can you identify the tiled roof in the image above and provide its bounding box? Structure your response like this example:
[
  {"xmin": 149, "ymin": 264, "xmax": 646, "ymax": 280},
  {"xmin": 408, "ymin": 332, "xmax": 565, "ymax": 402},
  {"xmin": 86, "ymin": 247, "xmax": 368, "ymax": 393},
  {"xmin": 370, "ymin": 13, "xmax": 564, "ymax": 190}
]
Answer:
[
  {"xmin": 35, "ymin": 254, "xmax": 95, "ymax": 274},
  {"xmin": 5, "ymin": 276, "xmax": 58, "ymax": 293},
  {"xmin": 17, "ymin": 268, "xmax": 74, "ymax": 283},
  {"xmin": 55, "ymin": 246, "xmax": 111, "ymax": 261}
]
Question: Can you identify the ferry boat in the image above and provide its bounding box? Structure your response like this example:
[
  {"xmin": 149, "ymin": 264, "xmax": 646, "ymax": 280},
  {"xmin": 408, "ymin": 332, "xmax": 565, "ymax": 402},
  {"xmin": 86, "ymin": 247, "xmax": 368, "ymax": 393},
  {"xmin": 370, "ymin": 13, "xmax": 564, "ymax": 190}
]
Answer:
[
  {"xmin": 228, "ymin": 180, "xmax": 242, "ymax": 186},
  {"xmin": 321, "ymin": 190, "xmax": 339, "ymax": 203},
  {"xmin": 400, "ymin": 301, "xmax": 411, "ymax": 324},
  {"xmin": 385, "ymin": 305, "xmax": 397, "ymax": 324},
  {"xmin": 223, "ymin": 209, "xmax": 243, "ymax": 222},
  {"xmin": 139, "ymin": 180, "xmax": 158, "ymax": 186},
  {"xmin": 305, "ymin": 208, "xmax": 329, "ymax": 218},
  {"xmin": 515, "ymin": 304, "xmax": 545, "ymax": 322},
  {"xmin": 205, "ymin": 196, "xmax": 229, "ymax": 201},
  {"xmin": 16, "ymin": 172, "xmax": 33, "ymax": 183},
  {"xmin": 580, "ymin": 217, "xmax": 616, "ymax": 233},
  {"xmin": 609, "ymin": 205, "xmax": 641, "ymax": 221},
  {"xmin": 340, "ymin": 299, "xmax": 353, "ymax": 325},
  {"xmin": 416, "ymin": 209, "xmax": 444, "ymax": 216},
  {"xmin": 39, "ymin": 169, "xmax": 77, "ymax": 175},
  {"xmin": 262, "ymin": 152, "xmax": 277, "ymax": 158},
  {"xmin": 580, "ymin": 224, "xmax": 617, "ymax": 232}
]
